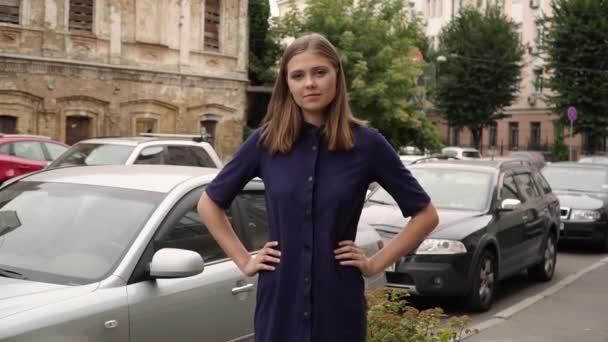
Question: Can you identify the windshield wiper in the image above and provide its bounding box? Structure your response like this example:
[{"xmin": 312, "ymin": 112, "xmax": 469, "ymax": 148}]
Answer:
[{"xmin": 0, "ymin": 268, "xmax": 27, "ymax": 280}]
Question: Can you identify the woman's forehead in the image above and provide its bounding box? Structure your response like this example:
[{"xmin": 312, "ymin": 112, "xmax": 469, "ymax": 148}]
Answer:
[{"xmin": 287, "ymin": 51, "xmax": 333, "ymax": 71}]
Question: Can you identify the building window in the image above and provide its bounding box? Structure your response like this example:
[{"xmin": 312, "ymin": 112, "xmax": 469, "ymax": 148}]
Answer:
[
  {"xmin": 530, "ymin": 122, "xmax": 541, "ymax": 148},
  {"xmin": 533, "ymin": 69, "xmax": 544, "ymax": 94},
  {"xmin": 200, "ymin": 119, "xmax": 217, "ymax": 147},
  {"xmin": 0, "ymin": 115, "xmax": 17, "ymax": 133},
  {"xmin": 136, "ymin": 118, "xmax": 157, "ymax": 135},
  {"xmin": 489, "ymin": 122, "xmax": 497, "ymax": 147},
  {"xmin": 534, "ymin": 20, "xmax": 543, "ymax": 50},
  {"xmin": 0, "ymin": 0, "xmax": 20, "ymax": 25},
  {"xmin": 69, "ymin": 0, "xmax": 94, "ymax": 32},
  {"xmin": 204, "ymin": 0, "xmax": 220, "ymax": 51},
  {"xmin": 451, "ymin": 127, "xmax": 460, "ymax": 146},
  {"xmin": 509, "ymin": 122, "xmax": 519, "ymax": 150}
]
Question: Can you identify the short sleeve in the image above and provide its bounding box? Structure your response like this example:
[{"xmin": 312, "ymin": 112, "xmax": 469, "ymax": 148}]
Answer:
[
  {"xmin": 205, "ymin": 129, "xmax": 263, "ymax": 209},
  {"xmin": 370, "ymin": 131, "xmax": 430, "ymax": 218}
]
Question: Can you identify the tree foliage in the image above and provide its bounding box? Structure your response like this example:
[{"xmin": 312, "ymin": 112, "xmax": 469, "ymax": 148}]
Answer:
[
  {"xmin": 544, "ymin": 0, "xmax": 608, "ymax": 151},
  {"xmin": 275, "ymin": 0, "xmax": 443, "ymax": 151},
  {"xmin": 434, "ymin": 7, "xmax": 523, "ymax": 149},
  {"xmin": 249, "ymin": 0, "xmax": 281, "ymax": 86}
]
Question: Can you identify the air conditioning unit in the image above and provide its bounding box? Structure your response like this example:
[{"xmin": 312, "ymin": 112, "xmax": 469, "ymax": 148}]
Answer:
[
  {"xmin": 528, "ymin": 45, "xmax": 540, "ymax": 55},
  {"xmin": 527, "ymin": 93, "xmax": 539, "ymax": 105},
  {"xmin": 530, "ymin": 0, "xmax": 540, "ymax": 9}
]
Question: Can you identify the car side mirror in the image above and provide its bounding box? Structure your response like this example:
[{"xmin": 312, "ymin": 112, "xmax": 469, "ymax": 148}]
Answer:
[
  {"xmin": 140, "ymin": 146, "xmax": 164, "ymax": 157},
  {"xmin": 149, "ymin": 248, "xmax": 204, "ymax": 279},
  {"xmin": 499, "ymin": 198, "xmax": 521, "ymax": 211},
  {"xmin": 43, "ymin": 161, "xmax": 51, "ymax": 169}
]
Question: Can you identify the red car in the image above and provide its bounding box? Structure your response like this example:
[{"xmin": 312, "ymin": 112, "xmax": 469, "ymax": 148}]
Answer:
[{"xmin": 0, "ymin": 134, "xmax": 69, "ymax": 184}]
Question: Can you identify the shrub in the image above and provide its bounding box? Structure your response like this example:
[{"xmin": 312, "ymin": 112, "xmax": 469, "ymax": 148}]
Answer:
[{"xmin": 366, "ymin": 288, "xmax": 476, "ymax": 341}]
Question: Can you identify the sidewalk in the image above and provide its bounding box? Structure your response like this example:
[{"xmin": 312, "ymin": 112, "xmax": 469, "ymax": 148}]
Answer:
[{"xmin": 465, "ymin": 259, "xmax": 608, "ymax": 342}]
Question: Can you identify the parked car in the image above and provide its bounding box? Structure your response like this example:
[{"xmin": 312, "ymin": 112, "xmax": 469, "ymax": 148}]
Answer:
[
  {"xmin": 362, "ymin": 160, "xmax": 560, "ymax": 311},
  {"xmin": 578, "ymin": 155, "xmax": 608, "ymax": 165},
  {"xmin": 441, "ymin": 146, "xmax": 482, "ymax": 160},
  {"xmin": 0, "ymin": 134, "xmax": 69, "ymax": 184},
  {"xmin": 541, "ymin": 162, "xmax": 608, "ymax": 250},
  {"xmin": 508, "ymin": 151, "xmax": 546, "ymax": 169},
  {"xmin": 48, "ymin": 134, "xmax": 222, "ymax": 169},
  {"xmin": 0, "ymin": 165, "xmax": 386, "ymax": 341}
]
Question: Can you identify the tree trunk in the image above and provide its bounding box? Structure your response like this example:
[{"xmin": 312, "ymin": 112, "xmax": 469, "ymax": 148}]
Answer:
[{"xmin": 470, "ymin": 126, "xmax": 483, "ymax": 151}]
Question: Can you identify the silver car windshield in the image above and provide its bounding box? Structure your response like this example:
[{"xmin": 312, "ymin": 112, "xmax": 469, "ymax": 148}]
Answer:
[
  {"xmin": 369, "ymin": 168, "xmax": 493, "ymax": 211},
  {"xmin": 50, "ymin": 143, "xmax": 135, "ymax": 168},
  {"xmin": 0, "ymin": 181, "xmax": 163, "ymax": 285},
  {"xmin": 542, "ymin": 166, "xmax": 608, "ymax": 193}
]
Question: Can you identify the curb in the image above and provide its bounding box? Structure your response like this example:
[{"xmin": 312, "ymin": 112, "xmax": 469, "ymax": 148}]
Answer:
[{"xmin": 462, "ymin": 256, "xmax": 608, "ymax": 340}]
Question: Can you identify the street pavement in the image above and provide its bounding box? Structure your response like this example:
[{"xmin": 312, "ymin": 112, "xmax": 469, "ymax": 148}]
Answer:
[
  {"xmin": 465, "ymin": 255, "xmax": 608, "ymax": 341},
  {"xmin": 407, "ymin": 245, "xmax": 607, "ymax": 327}
]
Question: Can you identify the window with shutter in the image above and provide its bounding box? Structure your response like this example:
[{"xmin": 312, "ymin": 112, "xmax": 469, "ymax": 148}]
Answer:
[
  {"xmin": 0, "ymin": 0, "xmax": 20, "ymax": 25},
  {"xmin": 204, "ymin": 0, "xmax": 220, "ymax": 51},
  {"xmin": 69, "ymin": 0, "xmax": 94, "ymax": 32}
]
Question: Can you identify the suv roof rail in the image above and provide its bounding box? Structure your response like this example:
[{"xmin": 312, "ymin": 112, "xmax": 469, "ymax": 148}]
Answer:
[
  {"xmin": 410, "ymin": 154, "xmax": 460, "ymax": 165},
  {"xmin": 497, "ymin": 159, "xmax": 531, "ymax": 168},
  {"xmin": 0, "ymin": 133, "xmax": 51, "ymax": 139},
  {"xmin": 139, "ymin": 132, "xmax": 210, "ymax": 143}
]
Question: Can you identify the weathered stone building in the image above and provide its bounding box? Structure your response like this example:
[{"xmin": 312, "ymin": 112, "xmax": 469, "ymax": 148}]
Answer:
[{"xmin": 0, "ymin": 0, "xmax": 249, "ymax": 159}]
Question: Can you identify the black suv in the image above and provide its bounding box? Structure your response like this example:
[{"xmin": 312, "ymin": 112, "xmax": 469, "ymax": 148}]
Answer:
[{"xmin": 361, "ymin": 160, "xmax": 560, "ymax": 311}]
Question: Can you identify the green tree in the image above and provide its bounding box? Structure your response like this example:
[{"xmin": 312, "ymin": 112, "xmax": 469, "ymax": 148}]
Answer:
[
  {"xmin": 544, "ymin": 0, "xmax": 608, "ymax": 153},
  {"xmin": 434, "ymin": 7, "xmax": 523, "ymax": 149},
  {"xmin": 276, "ymin": 0, "xmax": 443, "ymax": 151},
  {"xmin": 249, "ymin": 0, "xmax": 281, "ymax": 86}
]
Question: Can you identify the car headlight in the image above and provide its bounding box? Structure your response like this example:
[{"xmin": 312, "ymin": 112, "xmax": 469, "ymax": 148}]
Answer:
[
  {"xmin": 415, "ymin": 239, "xmax": 467, "ymax": 255},
  {"xmin": 570, "ymin": 209, "xmax": 601, "ymax": 221}
]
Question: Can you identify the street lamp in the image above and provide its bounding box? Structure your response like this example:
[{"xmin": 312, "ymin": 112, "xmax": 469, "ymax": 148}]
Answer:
[{"xmin": 434, "ymin": 55, "xmax": 449, "ymax": 144}]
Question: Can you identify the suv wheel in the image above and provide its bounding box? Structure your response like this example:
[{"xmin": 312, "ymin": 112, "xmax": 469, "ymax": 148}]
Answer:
[
  {"xmin": 528, "ymin": 233, "xmax": 557, "ymax": 281},
  {"xmin": 466, "ymin": 249, "xmax": 496, "ymax": 312}
]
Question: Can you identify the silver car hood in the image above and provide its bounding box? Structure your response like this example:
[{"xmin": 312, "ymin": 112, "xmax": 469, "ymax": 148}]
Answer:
[{"xmin": 0, "ymin": 277, "xmax": 98, "ymax": 319}]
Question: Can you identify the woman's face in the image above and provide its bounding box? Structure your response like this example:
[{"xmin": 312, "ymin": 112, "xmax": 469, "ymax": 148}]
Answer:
[{"xmin": 286, "ymin": 50, "xmax": 337, "ymax": 119}]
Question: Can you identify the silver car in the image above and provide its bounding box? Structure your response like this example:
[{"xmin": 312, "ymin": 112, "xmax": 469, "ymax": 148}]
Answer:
[{"xmin": 0, "ymin": 165, "xmax": 386, "ymax": 341}]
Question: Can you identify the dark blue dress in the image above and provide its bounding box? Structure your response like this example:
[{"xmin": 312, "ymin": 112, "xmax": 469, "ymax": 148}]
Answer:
[{"xmin": 205, "ymin": 122, "xmax": 430, "ymax": 342}]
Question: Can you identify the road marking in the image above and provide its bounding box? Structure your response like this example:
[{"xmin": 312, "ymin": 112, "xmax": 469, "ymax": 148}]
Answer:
[{"xmin": 463, "ymin": 256, "xmax": 608, "ymax": 340}]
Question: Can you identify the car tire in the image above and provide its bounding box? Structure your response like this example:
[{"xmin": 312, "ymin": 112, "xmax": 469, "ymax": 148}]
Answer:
[
  {"xmin": 466, "ymin": 249, "xmax": 496, "ymax": 312},
  {"xmin": 528, "ymin": 233, "xmax": 557, "ymax": 281}
]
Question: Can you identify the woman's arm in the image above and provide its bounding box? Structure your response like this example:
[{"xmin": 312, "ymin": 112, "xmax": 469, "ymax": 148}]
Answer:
[
  {"xmin": 335, "ymin": 203, "xmax": 438, "ymax": 277},
  {"xmin": 198, "ymin": 192, "xmax": 280, "ymax": 276}
]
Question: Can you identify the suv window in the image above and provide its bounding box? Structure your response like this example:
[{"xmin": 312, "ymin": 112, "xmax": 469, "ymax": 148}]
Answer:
[
  {"xmin": 0, "ymin": 143, "xmax": 10, "ymax": 155},
  {"xmin": 13, "ymin": 141, "xmax": 45, "ymax": 161},
  {"xmin": 532, "ymin": 171, "xmax": 552, "ymax": 194},
  {"xmin": 165, "ymin": 146, "xmax": 198, "ymax": 166},
  {"xmin": 236, "ymin": 191, "xmax": 268, "ymax": 252},
  {"xmin": 500, "ymin": 175, "xmax": 521, "ymax": 201},
  {"xmin": 513, "ymin": 173, "xmax": 541, "ymax": 202},
  {"xmin": 190, "ymin": 146, "xmax": 217, "ymax": 167}
]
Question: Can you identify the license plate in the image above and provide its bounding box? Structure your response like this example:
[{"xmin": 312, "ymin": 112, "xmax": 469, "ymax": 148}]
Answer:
[{"xmin": 560, "ymin": 222, "xmax": 565, "ymax": 231}]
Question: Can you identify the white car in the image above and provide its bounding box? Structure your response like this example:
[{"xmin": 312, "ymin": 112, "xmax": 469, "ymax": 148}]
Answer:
[
  {"xmin": 0, "ymin": 165, "xmax": 386, "ymax": 341},
  {"xmin": 441, "ymin": 146, "xmax": 482, "ymax": 160},
  {"xmin": 48, "ymin": 134, "xmax": 222, "ymax": 169}
]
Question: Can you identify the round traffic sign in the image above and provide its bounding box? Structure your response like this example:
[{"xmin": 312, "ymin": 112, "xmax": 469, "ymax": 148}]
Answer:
[{"xmin": 567, "ymin": 106, "xmax": 577, "ymax": 121}]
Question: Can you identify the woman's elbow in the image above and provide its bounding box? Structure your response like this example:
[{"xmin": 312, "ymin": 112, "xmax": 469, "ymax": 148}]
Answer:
[{"xmin": 420, "ymin": 203, "xmax": 439, "ymax": 232}]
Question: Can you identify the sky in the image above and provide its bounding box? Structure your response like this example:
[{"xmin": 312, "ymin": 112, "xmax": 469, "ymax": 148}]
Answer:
[{"xmin": 269, "ymin": 0, "xmax": 279, "ymax": 17}]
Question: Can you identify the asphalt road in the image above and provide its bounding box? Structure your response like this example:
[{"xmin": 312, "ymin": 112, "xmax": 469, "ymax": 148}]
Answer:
[{"xmin": 404, "ymin": 243, "xmax": 607, "ymax": 326}]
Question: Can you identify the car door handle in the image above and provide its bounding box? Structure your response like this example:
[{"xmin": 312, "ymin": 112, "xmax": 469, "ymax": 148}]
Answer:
[{"xmin": 231, "ymin": 283, "xmax": 255, "ymax": 295}]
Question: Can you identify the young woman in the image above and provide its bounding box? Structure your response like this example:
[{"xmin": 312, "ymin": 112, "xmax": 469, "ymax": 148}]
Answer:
[{"xmin": 198, "ymin": 33, "xmax": 439, "ymax": 342}]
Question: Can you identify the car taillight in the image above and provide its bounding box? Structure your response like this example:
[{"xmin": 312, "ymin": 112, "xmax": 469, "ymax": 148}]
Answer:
[{"xmin": 377, "ymin": 240, "xmax": 384, "ymax": 250}]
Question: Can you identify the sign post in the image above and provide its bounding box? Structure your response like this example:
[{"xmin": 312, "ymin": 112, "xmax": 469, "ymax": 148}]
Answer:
[{"xmin": 567, "ymin": 106, "xmax": 577, "ymax": 161}]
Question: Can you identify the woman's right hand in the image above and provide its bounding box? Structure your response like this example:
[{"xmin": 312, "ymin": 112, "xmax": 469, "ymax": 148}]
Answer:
[{"xmin": 241, "ymin": 241, "xmax": 281, "ymax": 276}]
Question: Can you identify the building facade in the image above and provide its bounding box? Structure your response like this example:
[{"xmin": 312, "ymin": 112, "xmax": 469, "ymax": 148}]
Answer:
[{"xmin": 0, "ymin": 0, "xmax": 250, "ymax": 159}]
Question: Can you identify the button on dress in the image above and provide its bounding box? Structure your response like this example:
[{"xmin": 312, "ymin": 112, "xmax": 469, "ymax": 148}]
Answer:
[{"xmin": 205, "ymin": 122, "xmax": 430, "ymax": 342}]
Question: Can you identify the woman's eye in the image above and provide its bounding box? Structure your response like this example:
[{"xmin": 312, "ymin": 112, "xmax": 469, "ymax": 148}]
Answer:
[
  {"xmin": 291, "ymin": 74, "xmax": 303, "ymax": 80},
  {"xmin": 316, "ymin": 70, "xmax": 327, "ymax": 76}
]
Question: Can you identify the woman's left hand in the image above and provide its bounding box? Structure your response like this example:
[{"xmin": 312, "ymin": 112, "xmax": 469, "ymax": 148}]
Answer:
[{"xmin": 334, "ymin": 240, "xmax": 377, "ymax": 277}]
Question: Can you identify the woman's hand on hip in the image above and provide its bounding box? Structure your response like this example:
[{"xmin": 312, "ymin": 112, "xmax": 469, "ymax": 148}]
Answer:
[
  {"xmin": 242, "ymin": 241, "xmax": 281, "ymax": 277},
  {"xmin": 334, "ymin": 240, "xmax": 378, "ymax": 277}
]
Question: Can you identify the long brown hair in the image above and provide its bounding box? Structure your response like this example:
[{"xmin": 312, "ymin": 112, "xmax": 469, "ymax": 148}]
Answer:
[{"xmin": 260, "ymin": 33, "xmax": 366, "ymax": 154}]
